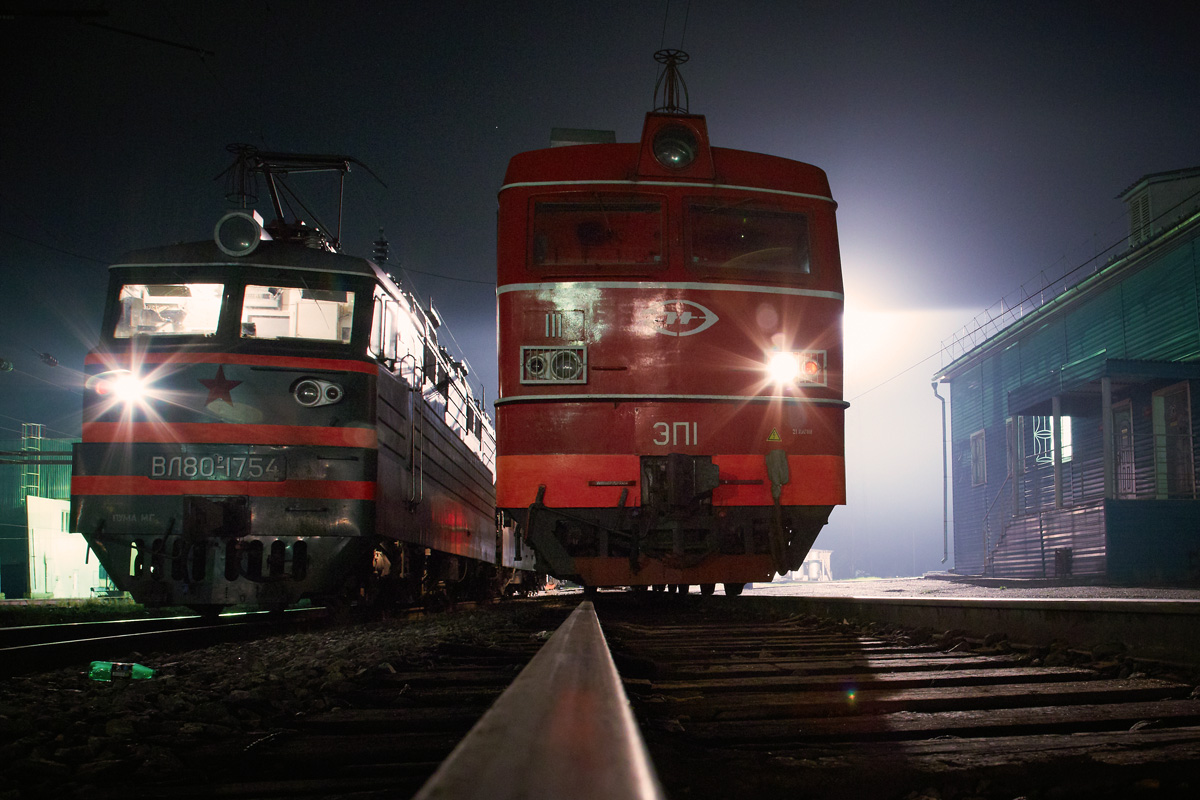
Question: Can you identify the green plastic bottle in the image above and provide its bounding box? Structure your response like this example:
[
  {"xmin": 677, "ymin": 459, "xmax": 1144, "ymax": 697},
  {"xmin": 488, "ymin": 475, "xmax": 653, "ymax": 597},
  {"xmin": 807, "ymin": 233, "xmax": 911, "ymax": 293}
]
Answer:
[{"xmin": 89, "ymin": 661, "xmax": 155, "ymax": 681}]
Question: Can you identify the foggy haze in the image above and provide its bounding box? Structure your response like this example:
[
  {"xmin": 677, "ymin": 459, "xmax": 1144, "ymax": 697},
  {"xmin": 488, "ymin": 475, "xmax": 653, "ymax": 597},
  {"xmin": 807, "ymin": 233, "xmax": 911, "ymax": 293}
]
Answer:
[{"xmin": 2, "ymin": 1, "xmax": 1197, "ymax": 577}]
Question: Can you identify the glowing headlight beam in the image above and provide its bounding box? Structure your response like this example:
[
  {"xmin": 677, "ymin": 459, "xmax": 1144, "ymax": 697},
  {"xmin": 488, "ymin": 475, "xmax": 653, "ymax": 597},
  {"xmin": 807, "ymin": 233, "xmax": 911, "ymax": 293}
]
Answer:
[
  {"xmin": 765, "ymin": 351, "xmax": 801, "ymax": 384},
  {"xmin": 110, "ymin": 373, "xmax": 148, "ymax": 404},
  {"xmin": 87, "ymin": 370, "xmax": 155, "ymax": 409}
]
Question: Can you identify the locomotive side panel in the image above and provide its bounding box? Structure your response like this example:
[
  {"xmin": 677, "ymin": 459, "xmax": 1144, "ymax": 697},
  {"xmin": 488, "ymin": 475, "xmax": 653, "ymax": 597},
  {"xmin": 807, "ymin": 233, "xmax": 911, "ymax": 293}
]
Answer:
[{"xmin": 369, "ymin": 290, "xmax": 502, "ymax": 568}]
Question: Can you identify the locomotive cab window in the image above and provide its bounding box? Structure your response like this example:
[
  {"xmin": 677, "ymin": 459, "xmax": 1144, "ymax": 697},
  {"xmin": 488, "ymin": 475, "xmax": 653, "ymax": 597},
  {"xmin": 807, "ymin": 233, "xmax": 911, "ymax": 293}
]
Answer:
[
  {"xmin": 687, "ymin": 202, "xmax": 812, "ymax": 279},
  {"xmin": 530, "ymin": 194, "xmax": 664, "ymax": 275},
  {"xmin": 240, "ymin": 285, "xmax": 355, "ymax": 344},
  {"xmin": 114, "ymin": 283, "xmax": 224, "ymax": 338}
]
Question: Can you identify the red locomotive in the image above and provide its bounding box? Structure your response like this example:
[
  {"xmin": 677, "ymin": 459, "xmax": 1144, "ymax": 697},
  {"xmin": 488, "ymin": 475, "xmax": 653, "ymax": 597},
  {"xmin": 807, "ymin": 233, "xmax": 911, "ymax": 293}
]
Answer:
[
  {"xmin": 71, "ymin": 149, "xmax": 534, "ymax": 612},
  {"xmin": 495, "ymin": 53, "xmax": 846, "ymax": 594}
]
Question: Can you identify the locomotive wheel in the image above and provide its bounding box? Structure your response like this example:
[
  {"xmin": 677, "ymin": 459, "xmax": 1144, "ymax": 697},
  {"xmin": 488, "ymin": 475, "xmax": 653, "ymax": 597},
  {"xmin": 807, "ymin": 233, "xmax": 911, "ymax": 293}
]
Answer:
[
  {"xmin": 699, "ymin": 583, "xmax": 715, "ymax": 596},
  {"xmin": 188, "ymin": 604, "xmax": 224, "ymax": 620},
  {"xmin": 723, "ymin": 582, "xmax": 745, "ymax": 597}
]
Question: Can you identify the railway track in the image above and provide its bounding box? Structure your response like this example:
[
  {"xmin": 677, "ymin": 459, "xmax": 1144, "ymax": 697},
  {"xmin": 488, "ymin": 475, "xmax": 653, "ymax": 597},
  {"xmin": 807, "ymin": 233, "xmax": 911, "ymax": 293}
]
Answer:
[
  {"xmin": 5, "ymin": 593, "xmax": 1200, "ymax": 799},
  {"xmin": 599, "ymin": 595, "xmax": 1200, "ymax": 799},
  {"xmin": 0, "ymin": 607, "xmax": 335, "ymax": 677},
  {"xmin": 0, "ymin": 600, "xmax": 577, "ymax": 799}
]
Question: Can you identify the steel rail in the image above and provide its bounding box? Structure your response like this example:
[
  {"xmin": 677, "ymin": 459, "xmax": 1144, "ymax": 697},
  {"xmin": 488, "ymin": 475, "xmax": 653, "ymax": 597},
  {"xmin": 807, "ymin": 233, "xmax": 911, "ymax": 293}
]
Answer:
[
  {"xmin": 0, "ymin": 606, "xmax": 334, "ymax": 676},
  {"xmin": 413, "ymin": 600, "xmax": 665, "ymax": 800}
]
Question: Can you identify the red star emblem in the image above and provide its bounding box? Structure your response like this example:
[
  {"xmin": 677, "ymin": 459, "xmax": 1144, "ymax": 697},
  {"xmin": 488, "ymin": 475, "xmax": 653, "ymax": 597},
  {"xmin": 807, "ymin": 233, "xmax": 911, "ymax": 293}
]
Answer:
[{"xmin": 199, "ymin": 365, "xmax": 242, "ymax": 406}]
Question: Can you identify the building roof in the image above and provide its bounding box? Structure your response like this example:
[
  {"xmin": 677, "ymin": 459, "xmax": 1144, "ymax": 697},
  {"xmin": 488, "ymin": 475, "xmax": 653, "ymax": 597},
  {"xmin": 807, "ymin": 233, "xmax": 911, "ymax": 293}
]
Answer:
[{"xmin": 1116, "ymin": 164, "xmax": 1200, "ymax": 200}]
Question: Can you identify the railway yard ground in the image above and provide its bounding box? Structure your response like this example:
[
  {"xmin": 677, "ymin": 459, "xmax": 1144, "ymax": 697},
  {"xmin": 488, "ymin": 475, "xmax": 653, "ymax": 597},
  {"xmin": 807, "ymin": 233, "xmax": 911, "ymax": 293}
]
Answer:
[
  {"xmin": 3, "ymin": 575, "xmax": 1200, "ymax": 800},
  {"xmin": 744, "ymin": 573, "xmax": 1200, "ymax": 601}
]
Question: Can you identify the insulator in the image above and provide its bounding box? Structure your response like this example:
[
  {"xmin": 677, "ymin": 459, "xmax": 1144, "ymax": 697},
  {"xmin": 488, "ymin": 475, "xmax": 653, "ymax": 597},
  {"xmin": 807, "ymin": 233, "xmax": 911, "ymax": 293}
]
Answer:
[{"xmin": 373, "ymin": 228, "xmax": 389, "ymax": 264}]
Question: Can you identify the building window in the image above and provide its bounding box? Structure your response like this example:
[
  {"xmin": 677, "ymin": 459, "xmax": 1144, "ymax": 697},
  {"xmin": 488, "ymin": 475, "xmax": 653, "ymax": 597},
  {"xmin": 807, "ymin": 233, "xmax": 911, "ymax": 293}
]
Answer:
[
  {"xmin": 1033, "ymin": 416, "xmax": 1072, "ymax": 464},
  {"xmin": 971, "ymin": 429, "xmax": 987, "ymax": 486}
]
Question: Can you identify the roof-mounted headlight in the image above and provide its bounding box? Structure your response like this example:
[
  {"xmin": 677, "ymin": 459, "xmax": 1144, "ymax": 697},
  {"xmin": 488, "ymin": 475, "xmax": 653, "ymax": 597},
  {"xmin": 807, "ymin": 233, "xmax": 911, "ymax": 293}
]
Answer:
[
  {"xmin": 214, "ymin": 210, "xmax": 271, "ymax": 257},
  {"xmin": 652, "ymin": 125, "xmax": 698, "ymax": 170}
]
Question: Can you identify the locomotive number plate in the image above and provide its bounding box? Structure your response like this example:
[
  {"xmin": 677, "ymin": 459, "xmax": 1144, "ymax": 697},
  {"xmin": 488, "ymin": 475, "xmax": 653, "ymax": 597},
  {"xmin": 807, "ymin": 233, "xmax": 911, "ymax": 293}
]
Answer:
[{"xmin": 149, "ymin": 454, "xmax": 285, "ymax": 481}]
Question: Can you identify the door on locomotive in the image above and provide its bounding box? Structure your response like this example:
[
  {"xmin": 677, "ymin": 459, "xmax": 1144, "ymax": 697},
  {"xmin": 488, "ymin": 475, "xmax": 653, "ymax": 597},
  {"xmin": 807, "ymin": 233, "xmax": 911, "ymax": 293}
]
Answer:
[{"xmin": 495, "ymin": 52, "xmax": 846, "ymax": 592}]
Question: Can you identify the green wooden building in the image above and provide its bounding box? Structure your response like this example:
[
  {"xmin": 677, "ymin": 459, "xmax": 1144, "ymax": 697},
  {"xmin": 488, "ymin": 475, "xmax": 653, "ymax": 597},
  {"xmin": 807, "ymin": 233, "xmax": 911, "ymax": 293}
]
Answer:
[{"xmin": 933, "ymin": 166, "xmax": 1200, "ymax": 584}]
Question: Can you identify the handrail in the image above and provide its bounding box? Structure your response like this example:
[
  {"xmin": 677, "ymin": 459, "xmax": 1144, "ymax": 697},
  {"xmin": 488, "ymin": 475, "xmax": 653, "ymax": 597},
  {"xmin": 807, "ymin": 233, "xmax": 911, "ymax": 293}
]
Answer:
[
  {"xmin": 981, "ymin": 473, "xmax": 1012, "ymax": 575},
  {"xmin": 413, "ymin": 601, "xmax": 665, "ymax": 800},
  {"xmin": 408, "ymin": 388, "xmax": 424, "ymax": 505}
]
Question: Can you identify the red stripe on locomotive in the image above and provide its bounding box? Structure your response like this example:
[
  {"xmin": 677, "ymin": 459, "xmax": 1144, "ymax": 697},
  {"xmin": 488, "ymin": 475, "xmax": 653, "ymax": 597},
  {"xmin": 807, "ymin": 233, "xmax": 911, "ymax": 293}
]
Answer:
[
  {"xmin": 496, "ymin": 453, "xmax": 845, "ymax": 508},
  {"xmin": 71, "ymin": 475, "xmax": 376, "ymax": 500}
]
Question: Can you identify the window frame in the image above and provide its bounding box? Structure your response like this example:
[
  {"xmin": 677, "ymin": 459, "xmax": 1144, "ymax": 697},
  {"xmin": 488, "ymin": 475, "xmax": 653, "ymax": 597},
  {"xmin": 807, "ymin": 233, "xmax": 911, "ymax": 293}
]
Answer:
[
  {"xmin": 527, "ymin": 192, "xmax": 667, "ymax": 277},
  {"xmin": 239, "ymin": 284, "xmax": 357, "ymax": 344},
  {"xmin": 685, "ymin": 198, "xmax": 814, "ymax": 283},
  {"xmin": 112, "ymin": 281, "xmax": 226, "ymax": 339},
  {"xmin": 970, "ymin": 429, "xmax": 987, "ymax": 487}
]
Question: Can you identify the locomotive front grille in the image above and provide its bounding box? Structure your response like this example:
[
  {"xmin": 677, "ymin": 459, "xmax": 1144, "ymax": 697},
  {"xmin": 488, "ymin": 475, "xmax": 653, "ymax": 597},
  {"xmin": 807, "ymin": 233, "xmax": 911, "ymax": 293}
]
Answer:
[{"xmin": 520, "ymin": 346, "xmax": 587, "ymax": 384}]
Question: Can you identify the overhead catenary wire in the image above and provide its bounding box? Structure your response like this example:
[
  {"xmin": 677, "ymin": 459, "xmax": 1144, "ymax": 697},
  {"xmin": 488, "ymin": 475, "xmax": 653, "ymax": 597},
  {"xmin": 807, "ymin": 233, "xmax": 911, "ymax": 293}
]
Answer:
[
  {"xmin": 658, "ymin": 0, "xmax": 690, "ymax": 50},
  {"xmin": 0, "ymin": 411, "xmax": 75, "ymax": 440},
  {"xmin": 0, "ymin": 227, "xmax": 111, "ymax": 265}
]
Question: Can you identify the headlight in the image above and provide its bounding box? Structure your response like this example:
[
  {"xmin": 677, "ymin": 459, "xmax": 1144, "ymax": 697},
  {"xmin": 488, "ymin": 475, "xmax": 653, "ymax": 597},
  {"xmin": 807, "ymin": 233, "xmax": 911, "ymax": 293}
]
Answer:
[
  {"xmin": 548, "ymin": 350, "xmax": 583, "ymax": 381},
  {"xmin": 652, "ymin": 125, "xmax": 698, "ymax": 170},
  {"xmin": 293, "ymin": 378, "xmax": 344, "ymax": 407},
  {"xmin": 766, "ymin": 350, "xmax": 827, "ymax": 387},
  {"xmin": 524, "ymin": 353, "xmax": 548, "ymax": 380},
  {"xmin": 214, "ymin": 210, "xmax": 271, "ymax": 257},
  {"xmin": 766, "ymin": 352, "xmax": 800, "ymax": 384},
  {"xmin": 87, "ymin": 370, "xmax": 151, "ymax": 405}
]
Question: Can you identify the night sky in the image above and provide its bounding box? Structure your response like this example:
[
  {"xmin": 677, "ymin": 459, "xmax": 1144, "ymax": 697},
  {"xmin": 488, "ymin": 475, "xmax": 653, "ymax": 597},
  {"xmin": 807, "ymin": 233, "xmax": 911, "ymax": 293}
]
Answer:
[{"xmin": 2, "ymin": 1, "xmax": 1197, "ymax": 576}]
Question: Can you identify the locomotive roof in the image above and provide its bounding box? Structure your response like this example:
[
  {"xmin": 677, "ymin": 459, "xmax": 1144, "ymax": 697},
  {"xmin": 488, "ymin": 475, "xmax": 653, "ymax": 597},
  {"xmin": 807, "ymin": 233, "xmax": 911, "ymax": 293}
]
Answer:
[
  {"xmin": 111, "ymin": 239, "xmax": 383, "ymax": 279},
  {"xmin": 501, "ymin": 143, "xmax": 833, "ymax": 201}
]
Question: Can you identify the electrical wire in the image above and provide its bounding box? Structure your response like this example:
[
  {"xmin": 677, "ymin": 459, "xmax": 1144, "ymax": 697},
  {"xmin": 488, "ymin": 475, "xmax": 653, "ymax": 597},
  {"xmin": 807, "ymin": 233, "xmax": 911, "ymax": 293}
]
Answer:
[
  {"xmin": 0, "ymin": 411, "xmax": 75, "ymax": 440},
  {"xmin": 400, "ymin": 266, "xmax": 493, "ymax": 286},
  {"xmin": 0, "ymin": 227, "xmax": 110, "ymax": 265}
]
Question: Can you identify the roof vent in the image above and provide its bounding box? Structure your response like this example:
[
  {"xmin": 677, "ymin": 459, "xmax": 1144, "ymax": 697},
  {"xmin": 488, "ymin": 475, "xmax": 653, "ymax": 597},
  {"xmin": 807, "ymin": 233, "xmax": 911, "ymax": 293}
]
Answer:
[{"xmin": 549, "ymin": 128, "xmax": 616, "ymax": 148}]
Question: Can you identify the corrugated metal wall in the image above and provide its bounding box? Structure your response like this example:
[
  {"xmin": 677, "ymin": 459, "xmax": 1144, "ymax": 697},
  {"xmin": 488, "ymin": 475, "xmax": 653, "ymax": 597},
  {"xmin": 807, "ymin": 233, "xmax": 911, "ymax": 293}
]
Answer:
[
  {"xmin": 1064, "ymin": 290, "xmax": 1126, "ymax": 365},
  {"xmin": 990, "ymin": 501, "xmax": 1107, "ymax": 578},
  {"xmin": 1121, "ymin": 244, "xmax": 1200, "ymax": 360},
  {"xmin": 0, "ymin": 438, "xmax": 75, "ymax": 505},
  {"xmin": 949, "ymin": 365, "xmax": 986, "ymax": 574}
]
